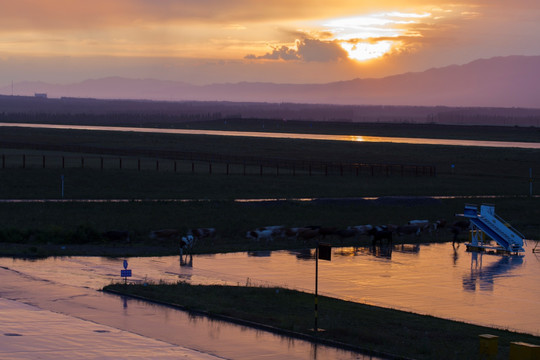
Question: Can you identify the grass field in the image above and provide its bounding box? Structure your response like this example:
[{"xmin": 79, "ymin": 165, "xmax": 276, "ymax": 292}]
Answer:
[
  {"xmin": 0, "ymin": 196, "xmax": 538, "ymax": 256},
  {"xmin": 2, "ymin": 120, "xmax": 539, "ymax": 358},
  {"xmin": 0, "ymin": 122, "xmax": 538, "ymax": 256},
  {"xmin": 104, "ymin": 282, "xmax": 540, "ymax": 360}
]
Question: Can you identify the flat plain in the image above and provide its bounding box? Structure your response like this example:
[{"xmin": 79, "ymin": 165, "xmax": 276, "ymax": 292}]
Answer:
[{"xmin": 0, "ymin": 120, "xmax": 538, "ymax": 256}]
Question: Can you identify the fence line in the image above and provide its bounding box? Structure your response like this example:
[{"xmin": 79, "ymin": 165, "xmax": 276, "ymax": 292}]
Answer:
[{"xmin": 0, "ymin": 152, "xmax": 436, "ymax": 177}]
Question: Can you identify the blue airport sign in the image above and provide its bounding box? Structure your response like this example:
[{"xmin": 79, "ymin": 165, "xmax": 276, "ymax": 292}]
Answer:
[{"xmin": 121, "ymin": 269, "xmax": 132, "ymax": 277}]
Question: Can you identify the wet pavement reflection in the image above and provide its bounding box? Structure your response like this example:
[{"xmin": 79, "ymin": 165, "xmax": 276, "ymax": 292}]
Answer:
[
  {"xmin": 0, "ymin": 241, "xmax": 538, "ymax": 358},
  {"xmin": 0, "ymin": 261, "xmax": 377, "ymax": 359},
  {"xmin": 0, "ymin": 298, "xmax": 222, "ymax": 360},
  {"xmin": 2, "ymin": 122, "xmax": 540, "ymax": 149}
]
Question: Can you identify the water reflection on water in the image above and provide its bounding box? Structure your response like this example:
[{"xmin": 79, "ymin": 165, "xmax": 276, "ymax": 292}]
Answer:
[
  {"xmin": 0, "ymin": 242, "xmax": 538, "ymax": 336},
  {"xmin": 463, "ymin": 252, "xmax": 525, "ymax": 292},
  {"xmin": 0, "ymin": 195, "xmax": 538, "ymax": 204},
  {"xmin": 0, "ymin": 267, "xmax": 373, "ymax": 360},
  {"xmin": 1, "ymin": 122, "xmax": 539, "ymax": 149}
]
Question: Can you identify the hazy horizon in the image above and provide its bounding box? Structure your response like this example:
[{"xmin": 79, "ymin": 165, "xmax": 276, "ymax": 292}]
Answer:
[{"xmin": 3, "ymin": 55, "xmax": 540, "ymax": 108}]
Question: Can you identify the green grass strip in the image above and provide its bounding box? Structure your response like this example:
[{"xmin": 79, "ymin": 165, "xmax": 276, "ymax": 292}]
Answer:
[{"xmin": 103, "ymin": 282, "xmax": 539, "ymax": 360}]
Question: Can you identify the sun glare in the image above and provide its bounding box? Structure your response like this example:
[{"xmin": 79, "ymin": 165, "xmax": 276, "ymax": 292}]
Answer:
[
  {"xmin": 340, "ymin": 41, "xmax": 394, "ymax": 61},
  {"xmin": 323, "ymin": 11, "xmax": 431, "ymax": 61}
]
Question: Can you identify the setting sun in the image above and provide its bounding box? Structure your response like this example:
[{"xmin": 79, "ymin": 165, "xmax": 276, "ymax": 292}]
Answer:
[
  {"xmin": 0, "ymin": 1, "xmax": 538, "ymax": 87},
  {"xmin": 340, "ymin": 40, "xmax": 394, "ymax": 61},
  {"xmin": 323, "ymin": 12, "xmax": 431, "ymax": 61}
]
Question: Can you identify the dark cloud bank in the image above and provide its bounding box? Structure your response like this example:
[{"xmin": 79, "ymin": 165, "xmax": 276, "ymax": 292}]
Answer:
[{"xmin": 245, "ymin": 38, "xmax": 348, "ymax": 62}]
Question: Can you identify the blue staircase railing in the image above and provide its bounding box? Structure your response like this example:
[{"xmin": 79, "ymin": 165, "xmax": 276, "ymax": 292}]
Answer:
[{"xmin": 460, "ymin": 204, "xmax": 524, "ymax": 253}]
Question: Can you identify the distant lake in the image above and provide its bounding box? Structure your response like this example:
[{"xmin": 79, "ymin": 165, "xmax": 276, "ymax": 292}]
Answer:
[{"xmin": 1, "ymin": 122, "xmax": 539, "ymax": 149}]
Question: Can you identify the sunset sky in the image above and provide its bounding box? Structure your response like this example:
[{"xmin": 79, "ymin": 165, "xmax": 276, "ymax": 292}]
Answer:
[{"xmin": 1, "ymin": 0, "xmax": 539, "ymax": 85}]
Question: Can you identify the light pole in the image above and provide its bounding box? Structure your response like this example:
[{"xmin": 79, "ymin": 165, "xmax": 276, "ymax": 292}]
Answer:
[{"xmin": 315, "ymin": 242, "xmax": 331, "ymax": 333}]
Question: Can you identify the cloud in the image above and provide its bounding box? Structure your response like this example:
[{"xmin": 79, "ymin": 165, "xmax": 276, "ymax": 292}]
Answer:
[
  {"xmin": 297, "ymin": 39, "xmax": 349, "ymax": 62},
  {"xmin": 3, "ymin": 1, "xmax": 540, "ymax": 32},
  {"xmin": 3, "ymin": 0, "xmax": 540, "ymax": 86},
  {"xmin": 0, "ymin": 0, "xmax": 364, "ymax": 31},
  {"xmin": 245, "ymin": 38, "xmax": 348, "ymax": 62},
  {"xmin": 245, "ymin": 45, "xmax": 299, "ymax": 61}
]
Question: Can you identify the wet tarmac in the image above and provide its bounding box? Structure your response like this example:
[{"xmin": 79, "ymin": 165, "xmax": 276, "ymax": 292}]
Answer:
[
  {"xmin": 1, "ymin": 242, "xmax": 538, "ymax": 336},
  {"xmin": 0, "ymin": 298, "xmax": 221, "ymax": 359},
  {"xmin": 0, "ymin": 242, "xmax": 538, "ymax": 359},
  {"xmin": 0, "ymin": 265, "xmax": 376, "ymax": 359}
]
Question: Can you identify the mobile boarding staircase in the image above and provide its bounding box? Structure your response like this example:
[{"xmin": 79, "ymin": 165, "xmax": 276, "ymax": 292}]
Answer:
[{"xmin": 460, "ymin": 204, "xmax": 525, "ymax": 254}]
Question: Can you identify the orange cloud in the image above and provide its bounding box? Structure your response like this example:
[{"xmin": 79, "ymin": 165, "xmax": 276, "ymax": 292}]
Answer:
[
  {"xmin": 246, "ymin": 39, "xmax": 348, "ymax": 62},
  {"xmin": 0, "ymin": 1, "xmax": 379, "ymax": 31},
  {"xmin": 1, "ymin": 0, "xmax": 539, "ymax": 85},
  {"xmin": 246, "ymin": 46, "xmax": 299, "ymax": 61}
]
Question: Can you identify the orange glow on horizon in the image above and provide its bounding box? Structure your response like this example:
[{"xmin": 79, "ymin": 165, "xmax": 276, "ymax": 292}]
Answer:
[{"xmin": 1, "ymin": 1, "xmax": 537, "ymax": 86}]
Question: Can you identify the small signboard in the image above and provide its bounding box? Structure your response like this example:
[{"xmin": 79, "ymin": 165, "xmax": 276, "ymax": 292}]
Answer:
[
  {"xmin": 121, "ymin": 269, "xmax": 132, "ymax": 277},
  {"xmin": 120, "ymin": 259, "xmax": 132, "ymax": 283},
  {"xmin": 318, "ymin": 243, "xmax": 332, "ymax": 261}
]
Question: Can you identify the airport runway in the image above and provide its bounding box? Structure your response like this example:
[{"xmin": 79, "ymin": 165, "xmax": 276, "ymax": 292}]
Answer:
[{"xmin": 0, "ymin": 266, "xmax": 375, "ymax": 360}]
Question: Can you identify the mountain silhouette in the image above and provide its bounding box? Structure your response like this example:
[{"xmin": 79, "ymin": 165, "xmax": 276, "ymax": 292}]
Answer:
[{"xmin": 2, "ymin": 56, "xmax": 539, "ymax": 108}]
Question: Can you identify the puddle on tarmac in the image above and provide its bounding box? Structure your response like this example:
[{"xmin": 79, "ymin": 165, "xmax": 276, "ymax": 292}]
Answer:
[{"xmin": 0, "ymin": 242, "xmax": 538, "ymax": 335}]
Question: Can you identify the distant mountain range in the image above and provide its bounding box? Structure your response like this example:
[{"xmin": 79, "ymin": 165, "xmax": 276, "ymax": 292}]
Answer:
[{"xmin": 2, "ymin": 55, "xmax": 540, "ymax": 108}]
